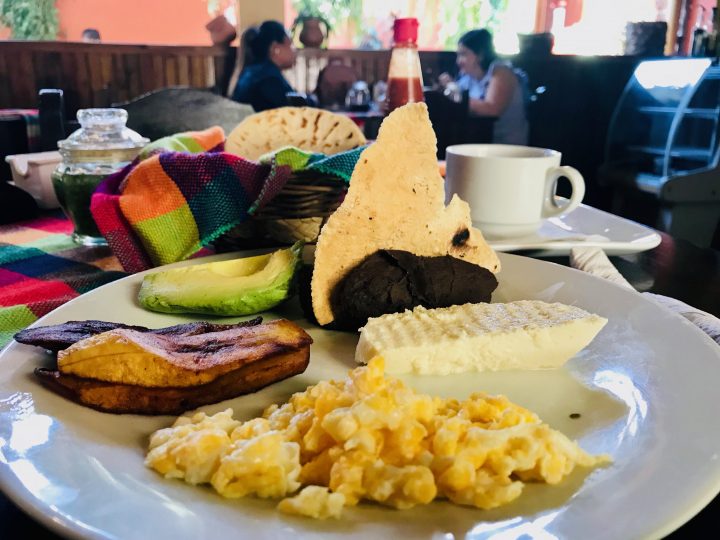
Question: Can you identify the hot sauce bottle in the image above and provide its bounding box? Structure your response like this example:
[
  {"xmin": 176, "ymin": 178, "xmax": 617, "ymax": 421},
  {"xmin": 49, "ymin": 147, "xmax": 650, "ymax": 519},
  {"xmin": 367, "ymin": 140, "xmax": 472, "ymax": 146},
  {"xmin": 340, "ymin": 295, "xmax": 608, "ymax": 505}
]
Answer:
[{"xmin": 386, "ymin": 17, "xmax": 424, "ymax": 112}]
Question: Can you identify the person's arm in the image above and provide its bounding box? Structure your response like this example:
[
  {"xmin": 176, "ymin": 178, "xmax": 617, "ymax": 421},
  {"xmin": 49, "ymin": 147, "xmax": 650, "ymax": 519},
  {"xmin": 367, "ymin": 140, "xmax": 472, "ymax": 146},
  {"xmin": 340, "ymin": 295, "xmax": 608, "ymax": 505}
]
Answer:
[
  {"xmin": 468, "ymin": 65, "xmax": 517, "ymax": 117},
  {"xmin": 250, "ymin": 76, "xmax": 290, "ymax": 111}
]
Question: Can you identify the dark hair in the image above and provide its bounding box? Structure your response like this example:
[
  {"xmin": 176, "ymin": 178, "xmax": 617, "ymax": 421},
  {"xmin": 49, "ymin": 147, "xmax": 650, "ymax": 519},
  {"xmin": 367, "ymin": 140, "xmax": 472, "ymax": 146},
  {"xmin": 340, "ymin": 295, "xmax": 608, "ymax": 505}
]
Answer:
[
  {"xmin": 459, "ymin": 29, "xmax": 496, "ymax": 71},
  {"xmin": 82, "ymin": 28, "xmax": 101, "ymax": 40},
  {"xmin": 241, "ymin": 20, "xmax": 288, "ymax": 65}
]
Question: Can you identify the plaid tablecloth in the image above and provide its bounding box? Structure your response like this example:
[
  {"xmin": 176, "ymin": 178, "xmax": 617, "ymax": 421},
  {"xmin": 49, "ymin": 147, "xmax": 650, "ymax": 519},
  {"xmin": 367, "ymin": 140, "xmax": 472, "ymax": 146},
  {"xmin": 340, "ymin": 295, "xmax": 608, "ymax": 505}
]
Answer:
[{"xmin": 0, "ymin": 214, "xmax": 127, "ymax": 348}]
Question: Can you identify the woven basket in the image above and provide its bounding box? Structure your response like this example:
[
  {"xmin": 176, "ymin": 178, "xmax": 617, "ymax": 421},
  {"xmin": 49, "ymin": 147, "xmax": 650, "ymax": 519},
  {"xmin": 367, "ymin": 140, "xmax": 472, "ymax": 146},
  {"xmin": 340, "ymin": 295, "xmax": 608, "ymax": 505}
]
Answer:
[
  {"xmin": 254, "ymin": 172, "xmax": 346, "ymax": 220},
  {"xmin": 214, "ymin": 172, "xmax": 347, "ymax": 250}
]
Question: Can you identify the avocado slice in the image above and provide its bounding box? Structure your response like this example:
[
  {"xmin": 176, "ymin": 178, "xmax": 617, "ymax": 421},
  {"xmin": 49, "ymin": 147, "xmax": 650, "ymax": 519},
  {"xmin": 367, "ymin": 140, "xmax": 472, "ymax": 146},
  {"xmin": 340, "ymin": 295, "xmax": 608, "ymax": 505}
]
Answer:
[{"xmin": 138, "ymin": 242, "xmax": 303, "ymax": 316}]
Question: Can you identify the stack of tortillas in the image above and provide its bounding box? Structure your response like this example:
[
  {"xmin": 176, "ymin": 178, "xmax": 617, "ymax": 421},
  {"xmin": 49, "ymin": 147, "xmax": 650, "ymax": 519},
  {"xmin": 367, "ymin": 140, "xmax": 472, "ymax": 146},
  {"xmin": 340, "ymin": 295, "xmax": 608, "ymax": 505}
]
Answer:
[
  {"xmin": 225, "ymin": 107, "xmax": 366, "ymax": 161},
  {"xmin": 311, "ymin": 102, "xmax": 500, "ymax": 326}
]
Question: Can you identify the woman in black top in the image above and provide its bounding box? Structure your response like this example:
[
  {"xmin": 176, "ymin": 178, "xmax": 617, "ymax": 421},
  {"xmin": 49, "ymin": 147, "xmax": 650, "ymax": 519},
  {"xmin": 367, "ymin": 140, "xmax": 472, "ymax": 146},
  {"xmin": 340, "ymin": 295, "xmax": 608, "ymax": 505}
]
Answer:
[{"xmin": 232, "ymin": 21, "xmax": 297, "ymax": 112}]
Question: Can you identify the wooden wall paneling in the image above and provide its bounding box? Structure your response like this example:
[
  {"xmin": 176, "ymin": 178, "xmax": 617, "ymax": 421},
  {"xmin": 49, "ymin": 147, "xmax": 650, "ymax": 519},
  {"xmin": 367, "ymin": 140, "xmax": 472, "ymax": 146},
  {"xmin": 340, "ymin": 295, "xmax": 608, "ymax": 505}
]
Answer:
[
  {"xmin": 196, "ymin": 52, "xmax": 208, "ymax": 86},
  {"xmin": 370, "ymin": 55, "xmax": 381, "ymax": 82},
  {"xmin": 29, "ymin": 51, "xmax": 44, "ymax": 105},
  {"xmin": 347, "ymin": 55, "xmax": 357, "ymax": 81},
  {"xmin": 86, "ymin": 50, "xmax": 105, "ymax": 107},
  {"xmin": 10, "ymin": 50, "xmax": 36, "ymax": 108},
  {"xmin": 0, "ymin": 52, "xmax": 10, "ymax": 107},
  {"xmin": 3, "ymin": 51, "xmax": 18, "ymax": 107},
  {"xmin": 362, "ymin": 55, "xmax": 375, "ymax": 84},
  {"xmin": 152, "ymin": 55, "xmax": 166, "ymax": 89},
  {"xmin": 0, "ymin": 42, "xmax": 227, "ymax": 110},
  {"xmin": 74, "ymin": 51, "xmax": 93, "ymax": 109},
  {"xmin": 7, "ymin": 51, "xmax": 23, "ymax": 107},
  {"xmin": 59, "ymin": 52, "xmax": 78, "ymax": 115},
  {"xmin": 138, "ymin": 54, "xmax": 157, "ymax": 97},
  {"xmin": 205, "ymin": 55, "xmax": 216, "ymax": 88},
  {"xmin": 34, "ymin": 52, "xmax": 63, "ymax": 97},
  {"xmin": 176, "ymin": 54, "xmax": 190, "ymax": 86},
  {"xmin": 190, "ymin": 55, "xmax": 204, "ymax": 88},
  {"xmin": 112, "ymin": 53, "xmax": 129, "ymax": 104},
  {"xmin": 360, "ymin": 54, "xmax": 370, "ymax": 83},
  {"xmin": 99, "ymin": 54, "xmax": 114, "ymax": 104},
  {"xmin": 373, "ymin": 56, "xmax": 383, "ymax": 85},
  {"xmin": 212, "ymin": 52, "xmax": 225, "ymax": 89},
  {"xmin": 349, "ymin": 56, "xmax": 360, "ymax": 82},
  {"xmin": 124, "ymin": 53, "xmax": 142, "ymax": 101},
  {"xmin": 357, "ymin": 55, "xmax": 367, "ymax": 82},
  {"xmin": 165, "ymin": 55, "xmax": 179, "ymax": 86}
]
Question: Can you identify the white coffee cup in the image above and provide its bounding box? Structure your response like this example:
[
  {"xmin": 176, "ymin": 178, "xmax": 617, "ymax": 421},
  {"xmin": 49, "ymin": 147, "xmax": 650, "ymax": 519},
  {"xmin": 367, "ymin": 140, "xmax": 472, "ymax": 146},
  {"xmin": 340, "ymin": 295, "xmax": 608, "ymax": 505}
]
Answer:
[{"xmin": 445, "ymin": 144, "xmax": 585, "ymax": 239}]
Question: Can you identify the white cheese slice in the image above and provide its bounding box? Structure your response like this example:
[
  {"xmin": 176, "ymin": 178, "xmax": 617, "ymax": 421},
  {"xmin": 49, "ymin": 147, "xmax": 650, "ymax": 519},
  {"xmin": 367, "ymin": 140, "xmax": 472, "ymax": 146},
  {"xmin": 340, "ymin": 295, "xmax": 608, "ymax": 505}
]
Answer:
[{"xmin": 355, "ymin": 301, "xmax": 608, "ymax": 375}]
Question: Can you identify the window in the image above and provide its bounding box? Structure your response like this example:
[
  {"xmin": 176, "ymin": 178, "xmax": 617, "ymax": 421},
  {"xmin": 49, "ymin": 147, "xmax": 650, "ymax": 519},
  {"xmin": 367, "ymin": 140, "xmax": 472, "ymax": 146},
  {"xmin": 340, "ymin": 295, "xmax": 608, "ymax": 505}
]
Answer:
[{"xmin": 289, "ymin": 0, "xmax": 679, "ymax": 55}]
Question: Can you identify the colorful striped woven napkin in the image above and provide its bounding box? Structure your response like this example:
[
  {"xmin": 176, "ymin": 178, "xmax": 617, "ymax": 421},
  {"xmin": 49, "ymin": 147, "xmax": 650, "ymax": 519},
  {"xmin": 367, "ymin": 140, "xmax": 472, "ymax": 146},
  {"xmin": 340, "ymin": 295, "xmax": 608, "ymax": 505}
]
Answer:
[
  {"xmin": 0, "ymin": 215, "xmax": 126, "ymax": 349},
  {"xmin": 91, "ymin": 126, "xmax": 365, "ymax": 273}
]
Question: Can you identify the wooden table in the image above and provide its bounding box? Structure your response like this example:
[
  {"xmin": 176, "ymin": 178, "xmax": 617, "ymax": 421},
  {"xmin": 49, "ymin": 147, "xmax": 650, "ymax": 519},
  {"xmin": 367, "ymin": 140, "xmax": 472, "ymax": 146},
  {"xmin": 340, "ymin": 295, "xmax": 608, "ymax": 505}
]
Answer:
[{"xmin": 2, "ymin": 231, "xmax": 719, "ymax": 538}]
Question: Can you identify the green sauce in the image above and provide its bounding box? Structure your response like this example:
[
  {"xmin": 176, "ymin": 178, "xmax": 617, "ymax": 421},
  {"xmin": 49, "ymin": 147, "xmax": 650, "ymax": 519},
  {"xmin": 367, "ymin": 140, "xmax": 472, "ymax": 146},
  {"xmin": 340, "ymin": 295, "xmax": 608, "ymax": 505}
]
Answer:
[{"xmin": 52, "ymin": 170, "xmax": 106, "ymax": 239}]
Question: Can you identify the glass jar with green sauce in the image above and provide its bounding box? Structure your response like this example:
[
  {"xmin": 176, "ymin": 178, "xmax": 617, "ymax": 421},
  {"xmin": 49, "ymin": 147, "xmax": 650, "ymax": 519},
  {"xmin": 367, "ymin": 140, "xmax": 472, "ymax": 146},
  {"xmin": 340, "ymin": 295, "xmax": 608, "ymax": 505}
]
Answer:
[{"xmin": 53, "ymin": 109, "xmax": 148, "ymax": 245}]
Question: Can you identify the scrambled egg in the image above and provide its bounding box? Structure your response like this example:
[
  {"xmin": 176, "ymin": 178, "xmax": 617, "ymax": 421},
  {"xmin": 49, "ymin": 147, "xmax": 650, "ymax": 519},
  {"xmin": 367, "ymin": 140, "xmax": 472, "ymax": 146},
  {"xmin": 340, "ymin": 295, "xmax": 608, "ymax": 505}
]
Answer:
[{"xmin": 145, "ymin": 357, "xmax": 609, "ymax": 518}]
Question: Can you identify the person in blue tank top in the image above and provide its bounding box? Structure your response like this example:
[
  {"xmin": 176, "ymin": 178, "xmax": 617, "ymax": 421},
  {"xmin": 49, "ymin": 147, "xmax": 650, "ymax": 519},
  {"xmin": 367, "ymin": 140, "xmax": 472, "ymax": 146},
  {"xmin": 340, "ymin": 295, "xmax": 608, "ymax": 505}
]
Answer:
[
  {"xmin": 232, "ymin": 21, "xmax": 297, "ymax": 112},
  {"xmin": 444, "ymin": 29, "xmax": 530, "ymax": 145}
]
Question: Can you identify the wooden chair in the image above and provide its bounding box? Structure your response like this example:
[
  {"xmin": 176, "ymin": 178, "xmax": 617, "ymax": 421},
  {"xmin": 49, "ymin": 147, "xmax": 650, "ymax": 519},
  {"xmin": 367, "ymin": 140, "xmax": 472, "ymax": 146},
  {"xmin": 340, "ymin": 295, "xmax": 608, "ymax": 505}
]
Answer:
[
  {"xmin": 113, "ymin": 86, "xmax": 254, "ymax": 141},
  {"xmin": 315, "ymin": 59, "xmax": 359, "ymax": 110}
]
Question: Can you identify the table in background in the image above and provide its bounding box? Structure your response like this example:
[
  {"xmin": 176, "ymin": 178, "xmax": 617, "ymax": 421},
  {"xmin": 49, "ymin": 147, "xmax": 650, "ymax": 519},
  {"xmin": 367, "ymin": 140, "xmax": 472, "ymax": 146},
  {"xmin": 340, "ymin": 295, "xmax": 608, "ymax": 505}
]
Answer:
[{"xmin": 1, "ymin": 228, "xmax": 719, "ymax": 538}]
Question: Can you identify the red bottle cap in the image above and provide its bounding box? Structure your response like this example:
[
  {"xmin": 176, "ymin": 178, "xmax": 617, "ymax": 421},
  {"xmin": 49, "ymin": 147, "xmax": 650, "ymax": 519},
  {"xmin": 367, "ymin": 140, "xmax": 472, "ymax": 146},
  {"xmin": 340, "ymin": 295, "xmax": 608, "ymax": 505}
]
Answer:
[{"xmin": 393, "ymin": 17, "xmax": 419, "ymax": 44}]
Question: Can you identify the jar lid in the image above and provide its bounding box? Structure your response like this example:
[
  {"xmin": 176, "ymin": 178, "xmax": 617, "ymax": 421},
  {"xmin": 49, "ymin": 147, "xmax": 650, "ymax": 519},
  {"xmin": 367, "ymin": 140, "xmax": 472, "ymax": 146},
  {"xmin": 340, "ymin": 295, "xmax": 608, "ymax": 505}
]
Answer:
[
  {"xmin": 393, "ymin": 17, "xmax": 419, "ymax": 44},
  {"xmin": 58, "ymin": 108, "xmax": 149, "ymax": 152}
]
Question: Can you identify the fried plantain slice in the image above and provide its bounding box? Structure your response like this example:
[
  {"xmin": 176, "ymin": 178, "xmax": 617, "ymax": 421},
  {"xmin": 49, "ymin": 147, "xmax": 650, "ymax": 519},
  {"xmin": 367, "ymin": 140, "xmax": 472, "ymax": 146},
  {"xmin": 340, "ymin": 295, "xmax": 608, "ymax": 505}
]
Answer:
[{"xmin": 35, "ymin": 343, "xmax": 309, "ymax": 415}]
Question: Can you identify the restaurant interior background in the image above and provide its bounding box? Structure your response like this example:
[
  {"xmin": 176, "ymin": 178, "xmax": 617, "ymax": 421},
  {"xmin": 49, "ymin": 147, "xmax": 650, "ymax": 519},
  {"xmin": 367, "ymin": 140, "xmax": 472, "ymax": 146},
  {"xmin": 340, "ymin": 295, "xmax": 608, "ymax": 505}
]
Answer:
[{"xmin": 2, "ymin": 0, "xmax": 720, "ymax": 248}]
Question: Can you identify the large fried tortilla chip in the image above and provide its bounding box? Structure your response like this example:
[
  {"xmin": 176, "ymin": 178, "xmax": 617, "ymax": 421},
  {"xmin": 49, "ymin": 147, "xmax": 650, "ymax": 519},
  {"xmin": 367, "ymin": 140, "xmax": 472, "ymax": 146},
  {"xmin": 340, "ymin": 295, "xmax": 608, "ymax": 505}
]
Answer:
[
  {"xmin": 225, "ymin": 107, "xmax": 366, "ymax": 160},
  {"xmin": 311, "ymin": 102, "xmax": 501, "ymax": 326}
]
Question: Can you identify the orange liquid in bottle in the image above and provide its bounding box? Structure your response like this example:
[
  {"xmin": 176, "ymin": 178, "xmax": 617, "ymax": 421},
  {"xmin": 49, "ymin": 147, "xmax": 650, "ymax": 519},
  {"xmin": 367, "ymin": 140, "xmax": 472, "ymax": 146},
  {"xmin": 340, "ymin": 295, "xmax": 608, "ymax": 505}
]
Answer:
[{"xmin": 387, "ymin": 77, "xmax": 424, "ymax": 112}]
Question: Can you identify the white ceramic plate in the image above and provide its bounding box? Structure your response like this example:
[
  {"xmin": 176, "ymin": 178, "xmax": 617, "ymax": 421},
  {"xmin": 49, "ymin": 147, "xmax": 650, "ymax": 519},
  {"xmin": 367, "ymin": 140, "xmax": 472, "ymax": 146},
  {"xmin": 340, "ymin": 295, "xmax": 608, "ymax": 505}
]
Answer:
[
  {"xmin": 2, "ymin": 252, "xmax": 720, "ymax": 540},
  {"xmin": 485, "ymin": 204, "xmax": 662, "ymax": 256}
]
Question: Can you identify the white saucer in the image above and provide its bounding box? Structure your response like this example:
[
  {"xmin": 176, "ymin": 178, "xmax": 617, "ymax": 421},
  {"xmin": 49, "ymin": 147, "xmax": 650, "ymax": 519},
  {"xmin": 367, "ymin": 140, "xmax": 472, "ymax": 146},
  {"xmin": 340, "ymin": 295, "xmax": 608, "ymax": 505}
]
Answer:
[{"xmin": 484, "ymin": 204, "xmax": 662, "ymax": 256}]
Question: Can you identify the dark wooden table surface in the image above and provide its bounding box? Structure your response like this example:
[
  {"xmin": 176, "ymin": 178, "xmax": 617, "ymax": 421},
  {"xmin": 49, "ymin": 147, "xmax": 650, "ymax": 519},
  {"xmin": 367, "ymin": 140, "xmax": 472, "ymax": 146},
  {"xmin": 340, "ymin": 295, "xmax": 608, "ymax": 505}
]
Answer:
[{"xmin": 2, "ymin": 231, "xmax": 719, "ymax": 538}]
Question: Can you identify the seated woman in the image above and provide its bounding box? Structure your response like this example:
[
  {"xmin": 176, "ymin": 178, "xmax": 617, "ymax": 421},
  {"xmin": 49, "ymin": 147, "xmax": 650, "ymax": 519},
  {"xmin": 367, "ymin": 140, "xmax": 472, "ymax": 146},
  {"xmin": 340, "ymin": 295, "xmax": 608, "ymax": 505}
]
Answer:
[
  {"xmin": 232, "ymin": 21, "xmax": 297, "ymax": 112},
  {"xmin": 443, "ymin": 29, "xmax": 529, "ymax": 145}
]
